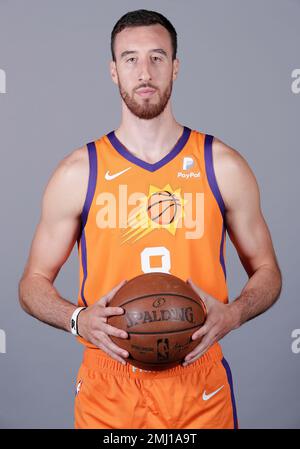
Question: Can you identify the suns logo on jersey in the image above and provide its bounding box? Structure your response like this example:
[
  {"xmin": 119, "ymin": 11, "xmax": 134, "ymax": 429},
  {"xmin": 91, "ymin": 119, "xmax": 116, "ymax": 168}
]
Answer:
[
  {"xmin": 95, "ymin": 183, "xmax": 204, "ymax": 240},
  {"xmin": 121, "ymin": 184, "xmax": 186, "ymax": 244}
]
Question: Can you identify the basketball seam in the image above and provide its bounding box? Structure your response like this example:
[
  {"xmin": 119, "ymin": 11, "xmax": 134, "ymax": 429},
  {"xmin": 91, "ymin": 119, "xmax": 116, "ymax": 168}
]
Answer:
[
  {"xmin": 150, "ymin": 202, "xmax": 176, "ymax": 222},
  {"xmin": 126, "ymin": 323, "xmax": 202, "ymax": 335}
]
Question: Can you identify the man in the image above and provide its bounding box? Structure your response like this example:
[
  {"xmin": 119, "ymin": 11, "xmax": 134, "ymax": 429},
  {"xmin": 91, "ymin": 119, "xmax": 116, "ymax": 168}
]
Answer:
[{"xmin": 18, "ymin": 9, "xmax": 282, "ymax": 429}]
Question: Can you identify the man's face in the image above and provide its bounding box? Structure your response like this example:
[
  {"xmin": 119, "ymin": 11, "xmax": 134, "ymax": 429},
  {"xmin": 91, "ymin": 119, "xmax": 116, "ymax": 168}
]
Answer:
[{"xmin": 110, "ymin": 24, "xmax": 179, "ymax": 120}]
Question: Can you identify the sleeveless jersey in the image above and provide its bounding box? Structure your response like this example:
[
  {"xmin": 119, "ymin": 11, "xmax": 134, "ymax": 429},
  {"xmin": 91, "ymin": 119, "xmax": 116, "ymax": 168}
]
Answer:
[{"xmin": 76, "ymin": 126, "xmax": 228, "ymax": 349}]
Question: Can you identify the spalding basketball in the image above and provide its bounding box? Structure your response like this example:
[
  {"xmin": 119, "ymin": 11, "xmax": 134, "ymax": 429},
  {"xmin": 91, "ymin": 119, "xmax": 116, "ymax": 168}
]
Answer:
[{"xmin": 107, "ymin": 272, "xmax": 206, "ymax": 371}]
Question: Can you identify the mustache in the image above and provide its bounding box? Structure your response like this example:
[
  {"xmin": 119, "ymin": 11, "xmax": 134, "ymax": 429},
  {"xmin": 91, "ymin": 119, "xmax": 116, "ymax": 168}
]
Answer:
[{"xmin": 135, "ymin": 84, "xmax": 157, "ymax": 90}]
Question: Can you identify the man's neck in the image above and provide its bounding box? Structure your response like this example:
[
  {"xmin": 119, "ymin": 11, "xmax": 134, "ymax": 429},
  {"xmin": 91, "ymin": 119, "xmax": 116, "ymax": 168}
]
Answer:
[{"xmin": 114, "ymin": 114, "xmax": 184, "ymax": 164}]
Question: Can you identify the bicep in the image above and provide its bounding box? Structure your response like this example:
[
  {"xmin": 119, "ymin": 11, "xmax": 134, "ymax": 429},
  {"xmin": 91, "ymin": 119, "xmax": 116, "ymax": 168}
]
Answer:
[
  {"xmin": 24, "ymin": 213, "xmax": 81, "ymax": 283},
  {"xmin": 225, "ymin": 191, "xmax": 276, "ymax": 276},
  {"xmin": 22, "ymin": 150, "xmax": 87, "ymax": 282}
]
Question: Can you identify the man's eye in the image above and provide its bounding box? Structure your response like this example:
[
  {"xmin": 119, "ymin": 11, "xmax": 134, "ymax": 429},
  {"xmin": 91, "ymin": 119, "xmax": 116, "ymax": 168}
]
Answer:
[
  {"xmin": 152, "ymin": 56, "xmax": 162, "ymax": 62},
  {"xmin": 127, "ymin": 57, "xmax": 136, "ymax": 63}
]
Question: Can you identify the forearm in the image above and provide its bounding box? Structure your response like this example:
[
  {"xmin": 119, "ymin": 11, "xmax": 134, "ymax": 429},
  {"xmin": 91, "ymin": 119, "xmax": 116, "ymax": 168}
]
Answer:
[
  {"xmin": 229, "ymin": 264, "xmax": 282, "ymax": 329},
  {"xmin": 18, "ymin": 273, "xmax": 77, "ymax": 332}
]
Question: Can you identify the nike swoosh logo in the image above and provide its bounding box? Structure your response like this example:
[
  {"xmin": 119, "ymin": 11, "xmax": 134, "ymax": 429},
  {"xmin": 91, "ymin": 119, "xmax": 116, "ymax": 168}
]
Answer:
[
  {"xmin": 202, "ymin": 385, "xmax": 224, "ymax": 401},
  {"xmin": 104, "ymin": 167, "xmax": 131, "ymax": 180}
]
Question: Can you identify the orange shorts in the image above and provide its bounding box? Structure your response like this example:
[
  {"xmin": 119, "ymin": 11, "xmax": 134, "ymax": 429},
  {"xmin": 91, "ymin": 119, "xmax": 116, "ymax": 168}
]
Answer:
[{"xmin": 74, "ymin": 343, "xmax": 238, "ymax": 429}]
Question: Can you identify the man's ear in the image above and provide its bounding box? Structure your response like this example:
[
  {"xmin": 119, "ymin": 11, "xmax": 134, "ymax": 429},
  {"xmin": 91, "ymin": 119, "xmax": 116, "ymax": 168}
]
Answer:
[
  {"xmin": 110, "ymin": 60, "xmax": 119, "ymax": 86},
  {"xmin": 172, "ymin": 58, "xmax": 180, "ymax": 81}
]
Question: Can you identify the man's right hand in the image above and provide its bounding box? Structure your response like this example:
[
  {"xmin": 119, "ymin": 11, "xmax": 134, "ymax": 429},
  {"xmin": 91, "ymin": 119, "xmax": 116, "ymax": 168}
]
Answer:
[{"xmin": 77, "ymin": 280, "xmax": 129, "ymax": 365}]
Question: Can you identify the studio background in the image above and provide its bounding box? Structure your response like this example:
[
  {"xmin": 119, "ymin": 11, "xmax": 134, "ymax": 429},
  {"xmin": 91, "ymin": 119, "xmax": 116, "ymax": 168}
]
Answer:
[{"xmin": 0, "ymin": 0, "xmax": 299, "ymax": 428}]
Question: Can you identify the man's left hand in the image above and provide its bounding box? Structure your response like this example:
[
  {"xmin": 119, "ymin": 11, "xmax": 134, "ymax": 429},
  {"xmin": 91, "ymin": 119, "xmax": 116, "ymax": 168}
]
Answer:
[{"xmin": 182, "ymin": 278, "xmax": 240, "ymax": 367}]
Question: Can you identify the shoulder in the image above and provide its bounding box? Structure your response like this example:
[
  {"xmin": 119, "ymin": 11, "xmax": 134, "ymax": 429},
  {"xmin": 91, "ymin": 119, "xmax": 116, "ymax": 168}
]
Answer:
[
  {"xmin": 48, "ymin": 145, "xmax": 89, "ymax": 193},
  {"xmin": 57, "ymin": 145, "xmax": 89, "ymax": 178},
  {"xmin": 212, "ymin": 137, "xmax": 247, "ymax": 171},
  {"xmin": 42, "ymin": 145, "xmax": 90, "ymax": 217},
  {"xmin": 211, "ymin": 137, "xmax": 260, "ymax": 211}
]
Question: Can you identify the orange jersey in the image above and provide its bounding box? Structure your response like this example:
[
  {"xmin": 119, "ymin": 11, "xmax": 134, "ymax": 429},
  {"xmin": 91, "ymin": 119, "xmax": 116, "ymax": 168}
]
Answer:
[{"xmin": 76, "ymin": 126, "xmax": 227, "ymax": 350}]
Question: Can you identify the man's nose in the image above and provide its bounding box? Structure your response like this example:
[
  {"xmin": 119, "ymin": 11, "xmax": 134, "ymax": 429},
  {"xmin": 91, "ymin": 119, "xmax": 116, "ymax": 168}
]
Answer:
[{"xmin": 138, "ymin": 60, "xmax": 152, "ymax": 82}]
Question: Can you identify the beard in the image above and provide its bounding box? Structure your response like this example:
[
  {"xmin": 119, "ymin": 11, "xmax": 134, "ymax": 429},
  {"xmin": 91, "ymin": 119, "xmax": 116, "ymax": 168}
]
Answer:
[{"xmin": 117, "ymin": 75, "xmax": 173, "ymax": 120}]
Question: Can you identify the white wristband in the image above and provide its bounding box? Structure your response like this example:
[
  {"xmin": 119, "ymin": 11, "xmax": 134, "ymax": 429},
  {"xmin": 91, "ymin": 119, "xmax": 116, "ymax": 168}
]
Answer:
[{"xmin": 70, "ymin": 307, "xmax": 86, "ymax": 336}]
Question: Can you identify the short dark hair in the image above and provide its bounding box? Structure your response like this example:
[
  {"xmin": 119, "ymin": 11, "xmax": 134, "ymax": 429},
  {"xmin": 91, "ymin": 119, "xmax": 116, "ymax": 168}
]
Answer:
[{"xmin": 111, "ymin": 9, "xmax": 177, "ymax": 61}]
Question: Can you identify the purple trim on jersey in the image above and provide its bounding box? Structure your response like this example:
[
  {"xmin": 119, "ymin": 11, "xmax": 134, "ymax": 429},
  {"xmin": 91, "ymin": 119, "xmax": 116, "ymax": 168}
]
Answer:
[
  {"xmin": 79, "ymin": 141, "xmax": 98, "ymax": 308},
  {"xmin": 204, "ymin": 134, "xmax": 225, "ymax": 218},
  {"xmin": 81, "ymin": 142, "xmax": 98, "ymax": 229},
  {"xmin": 106, "ymin": 126, "xmax": 192, "ymax": 172},
  {"xmin": 204, "ymin": 134, "xmax": 227, "ymax": 279},
  {"xmin": 220, "ymin": 223, "xmax": 227, "ymax": 279},
  {"xmin": 221, "ymin": 357, "xmax": 238, "ymax": 429},
  {"xmin": 80, "ymin": 230, "xmax": 88, "ymax": 307}
]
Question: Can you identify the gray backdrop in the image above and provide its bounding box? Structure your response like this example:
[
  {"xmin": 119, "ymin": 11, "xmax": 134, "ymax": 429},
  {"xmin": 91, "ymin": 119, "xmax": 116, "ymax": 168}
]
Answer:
[{"xmin": 0, "ymin": 0, "xmax": 299, "ymax": 429}]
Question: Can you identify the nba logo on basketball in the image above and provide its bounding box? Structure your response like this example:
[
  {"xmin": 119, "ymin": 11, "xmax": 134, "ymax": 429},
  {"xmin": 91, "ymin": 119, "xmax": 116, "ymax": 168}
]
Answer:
[
  {"xmin": 157, "ymin": 338, "xmax": 169, "ymax": 361},
  {"xmin": 182, "ymin": 157, "xmax": 194, "ymax": 170}
]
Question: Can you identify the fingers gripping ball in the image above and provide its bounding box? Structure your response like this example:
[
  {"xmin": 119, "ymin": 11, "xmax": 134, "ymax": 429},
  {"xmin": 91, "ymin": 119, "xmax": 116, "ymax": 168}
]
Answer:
[{"xmin": 107, "ymin": 272, "xmax": 206, "ymax": 371}]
